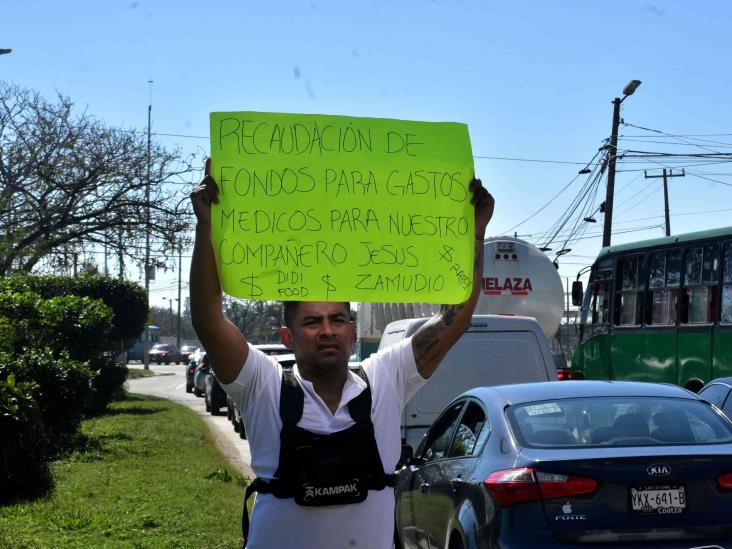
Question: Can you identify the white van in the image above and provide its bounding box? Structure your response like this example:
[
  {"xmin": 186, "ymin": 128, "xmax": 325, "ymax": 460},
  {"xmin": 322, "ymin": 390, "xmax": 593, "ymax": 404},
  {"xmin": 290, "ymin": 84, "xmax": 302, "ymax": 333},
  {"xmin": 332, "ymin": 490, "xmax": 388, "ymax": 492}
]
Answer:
[{"xmin": 378, "ymin": 314, "xmax": 556, "ymax": 450}]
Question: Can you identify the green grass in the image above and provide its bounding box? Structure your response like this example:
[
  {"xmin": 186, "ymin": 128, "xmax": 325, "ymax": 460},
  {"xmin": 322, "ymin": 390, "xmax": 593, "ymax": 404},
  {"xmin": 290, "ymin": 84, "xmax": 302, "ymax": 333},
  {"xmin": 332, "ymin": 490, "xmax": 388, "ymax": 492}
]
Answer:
[
  {"xmin": 126, "ymin": 368, "xmax": 157, "ymax": 379},
  {"xmin": 0, "ymin": 393, "xmax": 247, "ymax": 548}
]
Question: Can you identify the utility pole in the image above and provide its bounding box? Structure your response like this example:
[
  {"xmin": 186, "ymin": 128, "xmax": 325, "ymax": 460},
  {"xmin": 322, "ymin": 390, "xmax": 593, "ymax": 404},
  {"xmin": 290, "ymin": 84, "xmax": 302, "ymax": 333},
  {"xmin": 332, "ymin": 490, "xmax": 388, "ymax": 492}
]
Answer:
[
  {"xmin": 103, "ymin": 229, "xmax": 108, "ymax": 276},
  {"xmin": 143, "ymin": 78, "xmax": 153, "ymax": 371},
  {"xmin": 177, "ymin": 241, "xmax": 182, "ymax": 349},
  {"xmin": 644, "ymin": 169, "xmax": 685, "ymax": 236},
  {"xmin": 602, "ymin": 80, "xmax": 642, "ymax": 248},
  {"xmin": 117, "ymin": 220, "xmax": 124, "ymax": 279},
  {"xmin": 565, "ymin": 277, "xmax": 570, "ymax": 327}
]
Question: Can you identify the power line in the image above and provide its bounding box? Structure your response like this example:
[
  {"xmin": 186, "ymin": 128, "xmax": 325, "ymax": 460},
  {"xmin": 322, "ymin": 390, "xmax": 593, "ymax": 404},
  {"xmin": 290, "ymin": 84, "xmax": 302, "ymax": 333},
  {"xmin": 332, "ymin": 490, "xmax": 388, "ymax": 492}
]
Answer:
[
  {"xmin": 621, "ymin": 121, "xmax": 726, "ymax": 155},
  {"xmin": 473, "ymin": 155, "xmax": 592, "ymax": 166},
  {"xmin": 685, "ymin": 171, "xmax": 732, "ymax": 188}
]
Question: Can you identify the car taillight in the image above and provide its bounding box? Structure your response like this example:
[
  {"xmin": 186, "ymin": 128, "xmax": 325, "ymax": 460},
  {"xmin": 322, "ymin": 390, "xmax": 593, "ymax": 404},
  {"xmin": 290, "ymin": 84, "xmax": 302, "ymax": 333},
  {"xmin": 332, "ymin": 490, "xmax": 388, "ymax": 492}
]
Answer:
[
  {"xmin": 556, "ymin": 368, "xmax": 573, "ymax": 380},
  {"xmin": 483, "ymin": 467, "xmax": 597, "ymax": 507},
  {"xmin": 717, "ymin": 472, "xmax": 732, "ymax": 489}
]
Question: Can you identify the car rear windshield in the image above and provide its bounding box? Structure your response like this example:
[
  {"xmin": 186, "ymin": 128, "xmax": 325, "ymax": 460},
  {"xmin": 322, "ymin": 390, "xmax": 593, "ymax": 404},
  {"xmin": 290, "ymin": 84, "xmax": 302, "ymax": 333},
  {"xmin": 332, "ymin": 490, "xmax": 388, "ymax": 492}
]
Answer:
[{"xmin": 506, "ymin": 396, "xmax": 732, "ymax": 448}]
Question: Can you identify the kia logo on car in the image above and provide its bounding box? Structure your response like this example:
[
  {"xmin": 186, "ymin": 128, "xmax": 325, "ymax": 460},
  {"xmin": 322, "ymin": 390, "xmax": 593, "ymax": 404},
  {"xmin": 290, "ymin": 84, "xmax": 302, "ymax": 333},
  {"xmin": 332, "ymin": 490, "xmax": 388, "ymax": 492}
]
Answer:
[{"xmin": 647, "ymin": 464, "xmax": 671, "ymax": 476}]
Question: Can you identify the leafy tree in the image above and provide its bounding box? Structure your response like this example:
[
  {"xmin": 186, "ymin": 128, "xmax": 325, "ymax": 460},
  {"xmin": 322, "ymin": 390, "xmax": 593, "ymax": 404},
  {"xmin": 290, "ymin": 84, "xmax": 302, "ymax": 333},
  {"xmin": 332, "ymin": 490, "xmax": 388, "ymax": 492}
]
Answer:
[
  {"xmin": 224, "ymin": 298, "xmax": 282, "ymax": 343},
  {"xmin": 149, "ymin": 305, "xmax": 197, "ymax": 339},
  {"xmin": 0, "ymin": 81, "xmax": 196, "ymax": 276}
]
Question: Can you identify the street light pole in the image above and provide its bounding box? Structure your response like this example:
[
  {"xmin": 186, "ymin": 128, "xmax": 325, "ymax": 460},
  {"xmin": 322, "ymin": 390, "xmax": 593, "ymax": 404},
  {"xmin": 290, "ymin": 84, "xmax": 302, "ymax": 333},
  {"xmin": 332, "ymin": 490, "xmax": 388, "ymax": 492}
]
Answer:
[
  {"xmin": 602, "ymin": 80, "xmax": 641, "ymax": 248},
  {"xmin": 143, "ymin": 78, "xmax": 153, "ymax": 371},
  {"xmin": 177, "ymin": 241, "xmax": 182, "ymax": 349}
]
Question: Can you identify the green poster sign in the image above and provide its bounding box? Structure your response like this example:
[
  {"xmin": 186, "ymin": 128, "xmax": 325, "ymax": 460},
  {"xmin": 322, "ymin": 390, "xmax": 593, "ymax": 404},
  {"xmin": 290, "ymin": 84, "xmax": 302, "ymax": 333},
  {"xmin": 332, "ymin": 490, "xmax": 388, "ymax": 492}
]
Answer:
[{"xmin": 209, "ymin": 111, "xmax": 475, "ymax": 303}]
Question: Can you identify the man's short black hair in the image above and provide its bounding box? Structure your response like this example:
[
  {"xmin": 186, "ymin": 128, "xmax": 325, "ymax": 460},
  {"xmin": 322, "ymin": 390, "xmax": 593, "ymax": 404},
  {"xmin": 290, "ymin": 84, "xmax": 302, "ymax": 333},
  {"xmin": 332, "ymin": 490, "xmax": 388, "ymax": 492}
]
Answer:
[{"xmin": 282, "ymin": 302, "xmax": 351, "ymax": 328}]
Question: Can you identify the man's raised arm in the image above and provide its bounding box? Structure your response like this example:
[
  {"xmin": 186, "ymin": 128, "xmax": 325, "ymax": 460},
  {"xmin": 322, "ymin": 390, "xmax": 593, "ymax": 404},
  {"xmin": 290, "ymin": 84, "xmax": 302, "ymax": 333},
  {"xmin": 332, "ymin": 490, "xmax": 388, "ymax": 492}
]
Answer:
[
  {"xmin": 411, "ymin": 178, "xmax": 494, "ymax": 379},
  {"xmin": 189, "ymin": 158, "xmax": 248, "ymax": 384}
]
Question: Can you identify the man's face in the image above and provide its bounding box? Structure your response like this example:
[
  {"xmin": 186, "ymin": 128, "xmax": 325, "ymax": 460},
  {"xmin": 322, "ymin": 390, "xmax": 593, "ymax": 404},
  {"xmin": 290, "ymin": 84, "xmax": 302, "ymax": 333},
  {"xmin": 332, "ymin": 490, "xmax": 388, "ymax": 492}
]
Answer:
[{"xmin": 280, "ymin": 302, "xmax": 355, "ymax": 373}]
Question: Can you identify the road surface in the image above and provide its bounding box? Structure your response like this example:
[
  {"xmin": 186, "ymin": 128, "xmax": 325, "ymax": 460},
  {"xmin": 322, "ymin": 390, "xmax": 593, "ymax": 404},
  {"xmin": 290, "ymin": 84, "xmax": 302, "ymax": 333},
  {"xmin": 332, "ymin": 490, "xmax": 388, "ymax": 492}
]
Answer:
[{"xmin": 125, "ymin": 363, "xmax": 254, "ymax": 480}]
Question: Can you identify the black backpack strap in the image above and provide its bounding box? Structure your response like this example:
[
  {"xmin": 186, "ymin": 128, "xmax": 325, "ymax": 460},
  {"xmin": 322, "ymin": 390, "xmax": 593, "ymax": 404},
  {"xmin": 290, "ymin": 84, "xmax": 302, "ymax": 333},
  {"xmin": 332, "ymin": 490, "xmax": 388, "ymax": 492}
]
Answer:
[
  {"xmin": 241, "ymin": 478, "xmax": 269, "ymax": 548},
  {"xmin": 347, "ymin": 368, "xmax": 398, "ymax": 491},
  {"xmin": 279, "ymin": 367, "xmax": 304, "ymax": 426},
  {"xmin": 347, "ymin": 367, "xmax": 372, "ymax": 423}
]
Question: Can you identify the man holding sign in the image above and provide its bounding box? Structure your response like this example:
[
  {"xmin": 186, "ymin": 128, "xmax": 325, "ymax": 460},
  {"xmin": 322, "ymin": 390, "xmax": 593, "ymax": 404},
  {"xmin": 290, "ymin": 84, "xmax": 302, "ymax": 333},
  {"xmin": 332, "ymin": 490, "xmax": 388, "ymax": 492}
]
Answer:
[{"xmin": 190, "ymin": 113, "xmax": 494, "ymax": 548}]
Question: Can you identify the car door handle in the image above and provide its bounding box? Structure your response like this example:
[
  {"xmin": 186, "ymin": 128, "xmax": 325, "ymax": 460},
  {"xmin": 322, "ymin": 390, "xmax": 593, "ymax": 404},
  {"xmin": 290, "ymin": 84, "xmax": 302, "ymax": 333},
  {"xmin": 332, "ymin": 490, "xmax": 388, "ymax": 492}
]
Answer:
[
  {"xmin": 419, "ymin": 482, "xmax": 430, "ymax": 493},
  {"xmin": 450, "ymin": 476, "xmax": 464, "ymax": 492}
]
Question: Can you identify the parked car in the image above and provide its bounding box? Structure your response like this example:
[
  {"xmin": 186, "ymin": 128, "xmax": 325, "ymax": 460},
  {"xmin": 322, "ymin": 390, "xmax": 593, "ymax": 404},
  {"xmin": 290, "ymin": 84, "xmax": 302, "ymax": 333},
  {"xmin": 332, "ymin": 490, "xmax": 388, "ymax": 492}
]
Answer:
[
  {"xmin": 395, "ymin": 380, "xmax": 732, "ymax": 549},
  {"xmin": 205, "ymin": 367, "xmax": 228, "ymax": 415},
  {"xmin": 253, "ymin": 343, "xmax": 289, "ymax": 356},
  {"xmin": 698, "ymin": 377, "xmax": 732, "ymax": 419},
  {"xmin": 192, "ymin": 353, "xmax": 209, "ymax": 397},
  {"xmin": 189, "ymin": 347, "xmax": 204, "ymax": 367},
  {"xmin": 185, "ymin": 360, "xmax": 198, "ymax": 394},
  {"xmin": 179, "ymin": 344, "xmax": 199, "ymax": 365},
  {"xmin": 148, "ymin": 342, "xmax": 180, "ymax": 365}
]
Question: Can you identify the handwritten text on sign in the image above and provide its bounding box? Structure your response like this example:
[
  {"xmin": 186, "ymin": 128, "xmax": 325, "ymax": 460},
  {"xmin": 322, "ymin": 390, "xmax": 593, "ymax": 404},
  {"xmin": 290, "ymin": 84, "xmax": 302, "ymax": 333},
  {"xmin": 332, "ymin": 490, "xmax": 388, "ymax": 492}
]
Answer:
[{"xmin": 209, "ymin": 112, "xmax": 475, "ymax": 303}]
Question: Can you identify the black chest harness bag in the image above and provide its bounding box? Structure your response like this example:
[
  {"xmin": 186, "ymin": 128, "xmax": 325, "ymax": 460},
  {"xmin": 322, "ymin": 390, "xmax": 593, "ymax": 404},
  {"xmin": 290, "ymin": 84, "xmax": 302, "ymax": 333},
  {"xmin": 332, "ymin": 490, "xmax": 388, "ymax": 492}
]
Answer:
[{"xmin": 241, "ymin": 367, "xmax": 397, "ymax": 546}]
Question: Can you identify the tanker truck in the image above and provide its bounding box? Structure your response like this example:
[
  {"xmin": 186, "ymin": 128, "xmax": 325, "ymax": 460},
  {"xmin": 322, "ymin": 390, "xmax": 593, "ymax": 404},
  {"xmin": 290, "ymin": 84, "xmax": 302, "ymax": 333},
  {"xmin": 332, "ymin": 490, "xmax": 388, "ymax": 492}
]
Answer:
[{"xmin": 357, "ymin": 237, "xmax": 566, "ymax": 449}]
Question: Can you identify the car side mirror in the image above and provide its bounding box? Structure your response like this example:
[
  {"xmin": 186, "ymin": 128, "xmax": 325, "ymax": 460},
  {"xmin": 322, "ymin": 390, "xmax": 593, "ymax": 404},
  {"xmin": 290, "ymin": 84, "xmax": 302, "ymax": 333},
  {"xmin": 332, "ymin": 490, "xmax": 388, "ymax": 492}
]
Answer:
[
  {"xmin": 396, "ymin": 444, "xmax": 413, "ymax": 469},
  {"xmin": 571, "ymin": 280, "xmax": 584, "ymax": 307}
]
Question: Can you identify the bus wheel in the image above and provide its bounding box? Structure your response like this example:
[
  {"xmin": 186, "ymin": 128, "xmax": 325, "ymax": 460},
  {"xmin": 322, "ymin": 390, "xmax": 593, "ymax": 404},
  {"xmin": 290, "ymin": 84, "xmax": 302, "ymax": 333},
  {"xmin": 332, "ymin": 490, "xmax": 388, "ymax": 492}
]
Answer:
[{"xmin": 683, "ymin": 378, "xmax": 704, "ymax": 393}]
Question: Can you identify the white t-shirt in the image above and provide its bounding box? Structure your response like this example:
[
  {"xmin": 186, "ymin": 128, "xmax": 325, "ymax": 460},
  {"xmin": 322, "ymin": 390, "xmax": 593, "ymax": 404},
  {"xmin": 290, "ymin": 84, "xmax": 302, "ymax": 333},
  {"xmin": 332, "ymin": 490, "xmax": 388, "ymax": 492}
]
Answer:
[{"xmin": 222, "ymin": 338, "xmax": 425, "ymax": 549}]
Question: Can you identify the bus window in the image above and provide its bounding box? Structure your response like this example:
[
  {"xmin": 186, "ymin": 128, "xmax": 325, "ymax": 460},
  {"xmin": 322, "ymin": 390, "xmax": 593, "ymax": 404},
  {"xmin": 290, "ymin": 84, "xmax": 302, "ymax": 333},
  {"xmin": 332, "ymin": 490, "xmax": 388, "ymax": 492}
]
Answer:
[
  {"xmin": 590, "ymin": 282, "xmax": 610, "ymax": 326},
  {"xmin": 580, "ymin": 272, "xmax": 611, "ymax": 342},
  {"xmin": 682, "ymin": 245, "xmax": 719, "ymax": 324},
  {"xmin": 667, "ymin": 250, "xmax": 681, "ymax": 287},
  {"xmin": 648, "ymin": 250, "xmax": 680, "ymax": 326},
  {"xmin": 616, "ymin": 256, "xmax": 644, "ymax": 326},
  {"xmin": 722, "ymin": 243, "xmax": 732, "ymax": 324}
]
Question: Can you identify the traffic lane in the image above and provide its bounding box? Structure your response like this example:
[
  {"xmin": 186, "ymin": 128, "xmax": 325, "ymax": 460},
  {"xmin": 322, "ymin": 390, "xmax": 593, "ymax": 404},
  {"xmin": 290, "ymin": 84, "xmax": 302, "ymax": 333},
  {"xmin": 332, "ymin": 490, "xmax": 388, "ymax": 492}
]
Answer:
[{"xmin": 125, "ymin": 363, "xmax": 254, "ymax": 480}]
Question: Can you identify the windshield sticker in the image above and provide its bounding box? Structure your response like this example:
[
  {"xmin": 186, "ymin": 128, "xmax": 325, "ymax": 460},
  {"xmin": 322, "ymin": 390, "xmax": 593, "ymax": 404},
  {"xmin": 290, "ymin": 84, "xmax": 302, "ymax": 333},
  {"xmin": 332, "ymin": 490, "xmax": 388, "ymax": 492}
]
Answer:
[{"xmin": 524, "ymin": 402, "xmax": 563, "ymax": 416}]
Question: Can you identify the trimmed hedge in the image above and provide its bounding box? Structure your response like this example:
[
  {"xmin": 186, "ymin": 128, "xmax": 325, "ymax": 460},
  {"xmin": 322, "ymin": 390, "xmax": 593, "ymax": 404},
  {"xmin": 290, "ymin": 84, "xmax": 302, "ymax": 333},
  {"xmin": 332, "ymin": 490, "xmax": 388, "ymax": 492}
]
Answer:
[
  {"xmin": 0, "ymin": 349, "xmax": 92, "ymax": 454},
  {"xmin": 0, "ymin": 275, "xmax": 148, "ymax": 350},
  {"xmin": 0, "ymin": 316, "xmax": 14, "ymax": 354},
  {"xmin": 0, "ymin": 275, "xmax": 149, "ymax": 499},
  {"xmin": 0, "ymin": 275, "xmax": 148, "ymax": 409},
  {"xmin": 0, "ymin": 291, "xmax": 114, "ymax": 360},
  {"xmin": 37, "ymin": 295, "xmax": 113, "ymax": 361},
  {"xmin": 0, "ymin": 373, "xmax": 53, "ymax": 501}
]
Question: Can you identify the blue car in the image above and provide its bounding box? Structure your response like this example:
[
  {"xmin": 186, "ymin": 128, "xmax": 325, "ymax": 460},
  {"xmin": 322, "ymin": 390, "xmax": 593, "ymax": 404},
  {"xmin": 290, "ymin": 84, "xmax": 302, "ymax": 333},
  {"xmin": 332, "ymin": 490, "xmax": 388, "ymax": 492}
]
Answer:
[
  {"xmin": 395, "ymin": 380, "xmax": 732, "ymax": 548},
  {"xmin": 698, "ymin": 377, "xmax": 732, "ymax": 420}
]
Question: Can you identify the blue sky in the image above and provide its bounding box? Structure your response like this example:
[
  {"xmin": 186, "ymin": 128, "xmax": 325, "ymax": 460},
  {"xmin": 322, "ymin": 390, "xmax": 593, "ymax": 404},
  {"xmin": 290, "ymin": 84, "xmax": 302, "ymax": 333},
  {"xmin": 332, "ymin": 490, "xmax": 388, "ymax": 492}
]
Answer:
[{"xmin": 3, "ymin": 0, "xmax": 732, "ymax": 308}]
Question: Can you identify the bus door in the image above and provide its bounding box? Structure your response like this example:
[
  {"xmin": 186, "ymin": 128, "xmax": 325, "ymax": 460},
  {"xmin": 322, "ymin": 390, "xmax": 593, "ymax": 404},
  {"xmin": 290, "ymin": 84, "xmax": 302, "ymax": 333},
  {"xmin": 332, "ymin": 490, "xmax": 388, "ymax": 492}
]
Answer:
[
  {"xmin": 713, "ymin": 242, "xmax": 732, "ymax": 378},
  {"xmin": 579, "ymin": 265, "xmax": 612, "ymax": 379},
  {"xmin": 643, "ymin": 250, "xmax": 681, "ymax": 384},
  {"xmin": 612, "ymin": 255, "xmax": 647, "ymax": 381},
  {"xmin": 678, "ymin": 244, "xmax": 718, "ymax": 389}
]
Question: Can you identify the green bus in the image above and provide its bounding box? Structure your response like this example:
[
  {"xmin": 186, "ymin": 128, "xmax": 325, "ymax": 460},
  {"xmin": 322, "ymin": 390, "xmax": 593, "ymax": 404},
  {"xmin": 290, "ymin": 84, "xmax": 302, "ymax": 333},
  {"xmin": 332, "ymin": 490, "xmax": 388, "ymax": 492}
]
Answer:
[{"xmin": 570, "ymin": 226, "xmax": 732, "ymax": 391}]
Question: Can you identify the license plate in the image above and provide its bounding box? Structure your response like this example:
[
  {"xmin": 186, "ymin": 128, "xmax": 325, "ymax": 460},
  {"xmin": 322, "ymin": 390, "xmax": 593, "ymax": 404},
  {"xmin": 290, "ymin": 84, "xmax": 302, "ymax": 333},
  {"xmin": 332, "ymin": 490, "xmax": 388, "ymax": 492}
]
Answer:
[{"xmin": 630, "ymin": 485, "xmax": 686, "ymax": 515}]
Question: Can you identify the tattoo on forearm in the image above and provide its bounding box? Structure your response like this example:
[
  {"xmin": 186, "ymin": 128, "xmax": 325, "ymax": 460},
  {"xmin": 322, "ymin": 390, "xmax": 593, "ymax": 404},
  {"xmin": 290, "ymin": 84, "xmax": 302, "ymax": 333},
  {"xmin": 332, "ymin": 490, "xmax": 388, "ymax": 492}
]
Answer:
[
  {"xmin": 413, "ymin": 229, "xmax": 486, "ymax": 376},
  {"xmin": 413, "ymin": 322, "xmax": 441, "ymax": 374},
  {"xmin": 413, "ymin": 304, "xmax": 465, "ymax": 374}
]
